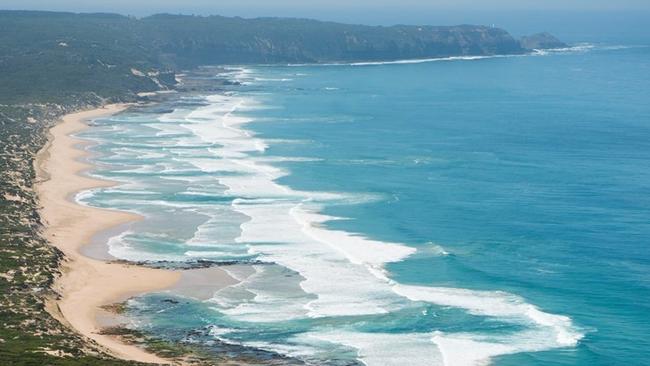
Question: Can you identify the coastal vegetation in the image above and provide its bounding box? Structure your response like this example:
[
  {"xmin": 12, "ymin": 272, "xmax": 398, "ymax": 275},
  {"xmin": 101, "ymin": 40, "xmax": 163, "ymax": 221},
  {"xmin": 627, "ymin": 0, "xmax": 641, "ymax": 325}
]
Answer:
[
  {"xmin": 0, "ymin": 10, "xmax": 565, "ymax": 103},
  {"xmin": 0, "ymin": 9, "xmax": 566, "ymax": 365},
  {"xmin": 0, "ymin": 103, "xmax": 139, "ymax": 365}
]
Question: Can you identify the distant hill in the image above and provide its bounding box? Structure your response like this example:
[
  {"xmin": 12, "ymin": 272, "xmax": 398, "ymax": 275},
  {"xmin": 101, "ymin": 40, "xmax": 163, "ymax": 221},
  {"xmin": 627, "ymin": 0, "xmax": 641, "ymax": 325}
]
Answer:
[
  {"xmin": 140, "ymin": 14, "xmax": 527, "ymax": 66},
  {"xmin": 520, "ymin": 32, "xmax": 567, "ymax": 50},
  {"xmin": 0, "ymin": 10, "xmax": 566, "ymax": 104}
]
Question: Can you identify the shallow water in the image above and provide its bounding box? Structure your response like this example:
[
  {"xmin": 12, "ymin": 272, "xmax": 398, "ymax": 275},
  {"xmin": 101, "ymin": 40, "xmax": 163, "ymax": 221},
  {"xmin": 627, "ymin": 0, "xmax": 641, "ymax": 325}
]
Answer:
[{"xmin": 78, "ymin": 44, "xmax": 650, "ymax": 365}]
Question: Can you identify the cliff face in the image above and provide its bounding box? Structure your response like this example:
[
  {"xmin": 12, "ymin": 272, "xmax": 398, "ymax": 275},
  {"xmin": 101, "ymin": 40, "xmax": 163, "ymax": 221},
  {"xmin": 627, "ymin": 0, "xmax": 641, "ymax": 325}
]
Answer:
[{"xmin": 141, "ymin": 15, "xmax": 526, "ymax": 65}]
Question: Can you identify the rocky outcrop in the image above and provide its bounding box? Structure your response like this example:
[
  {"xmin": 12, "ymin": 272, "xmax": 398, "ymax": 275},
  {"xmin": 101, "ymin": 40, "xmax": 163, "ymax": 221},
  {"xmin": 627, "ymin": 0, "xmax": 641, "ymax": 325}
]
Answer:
[{"xmin": 520, "ymin": 32, "xmax": 568, "ymax": 50}]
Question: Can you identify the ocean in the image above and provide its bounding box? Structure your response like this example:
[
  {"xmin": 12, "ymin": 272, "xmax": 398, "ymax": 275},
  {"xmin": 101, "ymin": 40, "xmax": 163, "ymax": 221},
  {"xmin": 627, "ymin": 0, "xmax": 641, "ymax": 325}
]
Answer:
[{"xmin": 77, "ymin": 44, "xmax": 650, "ymax": 365}]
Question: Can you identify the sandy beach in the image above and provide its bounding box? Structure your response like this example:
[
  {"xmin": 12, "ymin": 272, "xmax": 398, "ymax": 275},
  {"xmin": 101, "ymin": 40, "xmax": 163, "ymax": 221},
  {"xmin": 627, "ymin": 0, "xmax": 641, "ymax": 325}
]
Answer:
[{"xmin": 35, "ymin": 105, "xmax": 181, "ymax": 364}]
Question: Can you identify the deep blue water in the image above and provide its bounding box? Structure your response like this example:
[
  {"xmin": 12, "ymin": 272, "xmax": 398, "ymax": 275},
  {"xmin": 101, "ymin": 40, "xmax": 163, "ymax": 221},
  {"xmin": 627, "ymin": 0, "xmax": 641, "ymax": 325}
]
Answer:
[{"xmin": 80, "ymin": 45, "xmax": 650, "ymax": 365}]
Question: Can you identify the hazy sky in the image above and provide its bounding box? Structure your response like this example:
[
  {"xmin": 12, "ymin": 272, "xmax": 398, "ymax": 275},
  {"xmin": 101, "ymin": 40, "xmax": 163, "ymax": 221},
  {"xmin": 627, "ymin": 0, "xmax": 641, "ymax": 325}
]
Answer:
[
  {"xmin": 2, "ymin": 0, "xmax": 649, "ymax": 42},
  {"xmin": 3, "ymin": 0, "xmax": 649, "ymax": 18}
]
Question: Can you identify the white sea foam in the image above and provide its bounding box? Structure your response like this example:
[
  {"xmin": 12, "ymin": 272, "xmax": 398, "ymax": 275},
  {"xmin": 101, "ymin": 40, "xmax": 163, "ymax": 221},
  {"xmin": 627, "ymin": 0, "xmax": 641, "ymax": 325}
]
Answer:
[
  {"xmin": 221, "ymin": 67, "xmax": 255, "ymax": 85},
  {"xmin": 254, "ymin": 77, "xmax": 294, "ymax": 82},
  {"xmin": 393, "ymin": 284, "xmax": 582, "ymax": 344},
  {"xmin": 296, "ymin": 206, "xmax": 414, "ymax": 265},
  {"xmin": 348, "ymin": 55, "xmax": 511, "ymax": 66},
  {"xmin": 423, "ymin": 242, "xmax": 450, "ymax": 256},
  {"xmin": 288, "ymin": 43, "xmax": 620, "ymax": 69},
  {"xmin": 431, "ymin": 334, "xmax": 516, "ymax": 366},
  {"xmin": 237, "ymin": 339, "xmax": 324, "ymax": 361},
  {"xmin": 184, "ymin": 207, "xmax": 247, "ymax": 250},
  {"xmin": 106, "ymin": 231, "xmax": 181, "ymax": 261},
  {"xmin": 86, "ymin": 91, "xmax": 583, "ymax": 366},
  {"xmin": 232, "ymin": 199, "xmax": 406, "ymax": 317},
  {"xmin": 532, "ymin": 43, "xmax": 647, "ymax": 56},
  {"xmin": 166, "ymin": 92, "xmax": 584, "ymax": 364},
  {"xmin": 532, "ymin": 44, "xmax": 595, "ymax": 55},
  {"xmin": 306, "ymin": 331, "xmax": 444, "ymax": 366},
  {"xmin": 288, "ymin": 54, "xmax": 518, "ymax": 67},
  {"xmin": 212, "ymin": 265, "xmax": 312, "ymax": 322},
  {"xmin": 184, "ymin": 250, "xmax": 250, "ymax": 258},
  {"xmin": 174, "ymin": 95, "xmax": 413, "ymax": 318},
  {"xmin": 102, "ymin": 189, "xmax": 158, "ymax": 195},
  {"xmin": 390, "ymin": 284, "xmax": 583, "ymax": 365},
  {"xmin": 74, "ymin": 189, "xmax": 98, "ymax": 204},
  {"xmin": 254, "ymin": 156, "xmax": 322, "ymax": 163}
]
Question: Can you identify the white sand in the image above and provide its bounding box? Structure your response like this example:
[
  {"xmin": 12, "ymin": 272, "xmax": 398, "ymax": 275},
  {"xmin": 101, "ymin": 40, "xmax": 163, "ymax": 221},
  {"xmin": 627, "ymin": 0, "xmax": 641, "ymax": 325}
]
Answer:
[{"xmin": 36, "ymin": 105, "xmax": 181, "ymax": 364}]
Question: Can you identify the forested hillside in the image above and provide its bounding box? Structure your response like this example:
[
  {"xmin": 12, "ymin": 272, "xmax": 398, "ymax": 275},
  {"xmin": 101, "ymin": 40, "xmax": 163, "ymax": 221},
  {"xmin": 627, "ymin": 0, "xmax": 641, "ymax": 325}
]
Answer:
[{"xmin": 0, "ymin": 10, "xmax": 565, "ymax": 104}]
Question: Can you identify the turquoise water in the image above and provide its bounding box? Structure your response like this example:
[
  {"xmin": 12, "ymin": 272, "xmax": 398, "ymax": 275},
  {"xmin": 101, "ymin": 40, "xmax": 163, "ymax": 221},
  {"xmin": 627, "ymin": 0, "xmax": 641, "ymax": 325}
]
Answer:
[{"xmin": 79, "ymin": 45, "xmax": 650, "ymax": 365}]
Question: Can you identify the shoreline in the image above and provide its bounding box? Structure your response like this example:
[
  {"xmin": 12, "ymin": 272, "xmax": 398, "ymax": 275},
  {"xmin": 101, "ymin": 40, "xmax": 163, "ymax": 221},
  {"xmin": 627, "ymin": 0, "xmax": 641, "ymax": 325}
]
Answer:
[{"xmin": 35, "ymin": 105, "xmax": 182, "ymax": 364}]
